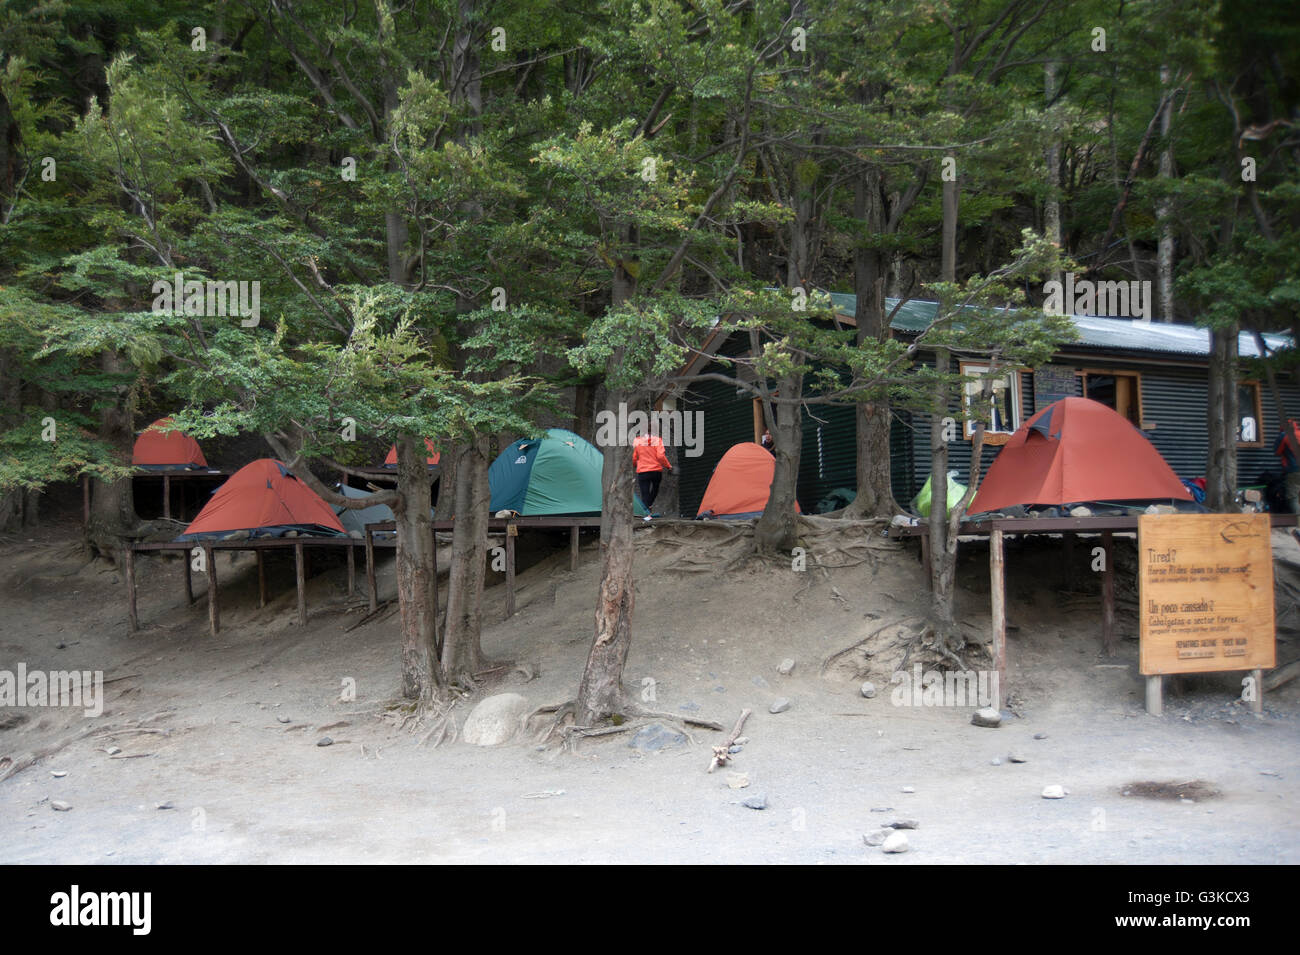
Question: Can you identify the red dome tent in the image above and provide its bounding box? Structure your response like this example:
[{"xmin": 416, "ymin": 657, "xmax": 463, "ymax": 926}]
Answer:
[
  {"xmin": 132, "ymin": 417, "xmax": 207, "ymax": 469},
  {"xmin": 176, "ymin": 459, "xmax": 345, "ymax": 541},
  {"xmin": 969, "ymin": 397, "xmax": 1192, "ymax": 514},
  {"xmin": 696, "ymin": 442, "xmax": 802, "ymax": 519},
  {"xmin": 382, "ymin": 438, "xmax": 440, "ymax": 467}
]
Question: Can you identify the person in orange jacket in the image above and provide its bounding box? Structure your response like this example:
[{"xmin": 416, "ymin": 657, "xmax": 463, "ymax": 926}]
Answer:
[{"xmin": 633, "ymin": 432, "xmax": 672, "ymax": 519}]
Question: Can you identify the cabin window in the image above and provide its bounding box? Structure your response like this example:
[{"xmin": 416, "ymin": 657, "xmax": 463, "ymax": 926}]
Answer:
[
  {"xmin": 960, "ymin": 362, "xmax": 1020, "ymax": 442},
  {"xmin": 1082, "ymin": 370, "xmax": 1143, "ymax": 428},
  {"xmin": 1237, "ymin": 381, "xmax": 1264, "ymax": 447}
]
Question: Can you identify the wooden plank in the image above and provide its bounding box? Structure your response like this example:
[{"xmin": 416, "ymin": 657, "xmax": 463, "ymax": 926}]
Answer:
[
  {"xmin": 1101, "ymin": 530, "xmax": 1116, "ymax": 656},
  {"xmin": 505, "ymin": 524, "xmax": 516, "ymax": 617},
  {"xmin": 1145, "ymin": 675, "xmax": 1163, "ymax": 716},
  {"xmin": 295, "ymin": 541, "xmax": 307, "ymax": 626},
  {"xmin": 570, "ymin": 525, "xmax": 580, "ymax": 571},
  {"xmin": 366, "ymin": 528, "xmax": 377, "ymax": 614},
  {"xmin": 125, "ymin": 544, "xmax": 138, "ymax": 634},
  {"xmin": 184, "ymin": 552, "xmax": 193, "ymax": 605},
  {"xmin": 204, "ymin": 543, "xmax": 219, "ymax": 636},
  {"xmin": 257, "ymin": 550, "xmax": 266, "ymax": 608},
  {"xmin": 989, "ymin": 528, "xmax": 1006, "ymax": 711},
  {"xmin": 162, "ymin": 474, "xmax": 171, "ymax": 521}
]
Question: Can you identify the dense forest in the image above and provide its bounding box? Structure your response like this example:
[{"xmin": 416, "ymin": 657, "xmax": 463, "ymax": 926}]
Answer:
[{"xmin": 1, "ymin": 0, "xmax": 1296, "ymax": 724}]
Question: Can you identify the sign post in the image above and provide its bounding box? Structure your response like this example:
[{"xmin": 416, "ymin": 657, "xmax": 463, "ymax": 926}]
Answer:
[{"xmin": 1138, "ymin": 514, "xmax": 1275, "ymax": 716}]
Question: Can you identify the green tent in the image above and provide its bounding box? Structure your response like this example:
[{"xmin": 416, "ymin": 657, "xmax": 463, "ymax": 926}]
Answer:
[{"xmin": 489, "ymin": 428, "xmax": 646, "ymax": 516}]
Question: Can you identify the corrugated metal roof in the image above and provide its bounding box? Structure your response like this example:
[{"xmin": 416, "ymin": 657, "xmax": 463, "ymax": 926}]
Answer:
[{"xmin": 828, "ymin": 292, "xmax": 1291, "ymax": 359}]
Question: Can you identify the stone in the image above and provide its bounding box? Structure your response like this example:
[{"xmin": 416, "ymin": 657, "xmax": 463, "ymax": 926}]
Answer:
[
  {"xmin": 734, "ymin": 736, "xmax": 749, "ymax": 745},
  {"xmin": 1033, "ymin": 732, "xmax": 1048, "ymax": 740},
  {"xmin": 51, "ymin": 801, "xmax": 71, "ymax": 812},
  {"xmin": 50, "ymin": 771, "xmax": 67, "ymax": 778},
  {"xmin": 777, "ymin": 658, "xmax": 796, "ymax": 676},
  {"xmin": 105, "ymin": 746, "xmax": 121, "ymax": 756},
  {"xmin": 1041, "ymin": 785, "xmax": 1066, "ymax": 799},
  {"xmin": 900, "ymin": 785, "xmax": 915, "ymax": 794},
  {"xmin": 768, "ymin": 698, "xmax": 791, "ymax": 714},
  {"xmin": 727, "ymin": 773, "xmax": 750, "ymax": 790},
  {"xmin": 888, "ymin": 819, "xmax": 919, "ymax": 830},
  {"xmin": 462, "ymin": 693, "xmax": 530, "ymax": 747},
  {"xmin": 728, "ymin": 745, "xmax": 742, "ymax": 754},
  {"xmin": 881, "ymin": 831, "xmax": 910, "ymax": 853},
  {"xmin": 863, "ymin": 829, "xmax": 891, "ymax": 847},
  {"xmin": 990, "ymin": 757, "xmax": 1003, "ymax": 765},
  {"xmin": 156, "ymin": 801, "xmax": 175, "ymax": 810},
  {"xmin": 742, "ymin": 794, "xmax": 767, "ymax": 810},
  {"xmin": 860, "ymin": 681, "xmax": 877, "ymax": 699},
  {"xmin": 678, "ymin": 701, "xmax": 700, "ymax": 713},
  {"xmin": 317, "ymin": 736, "xmax": 333, "ymax": 747},
  {"xmin": 627, "ymin": 723, "xmax": 687, "ymax": 752},
  {"xmin": 971, "ymin": 707, "xmax": 1002, "ymax": 728},
  {"xmin": 1069, "ymin": 505, "xmax": 1093, "ymax": 518},
  {"xmin": 1008, "ymin": 754, "xmax": 1027, "ymax": 763},
  {"xmin": 751, "ymin": 676, "xmax": 770, "ymax": 689},
  {"xmin": 277, "ymin": 716, "xmax": 291, "ymax": 724}
]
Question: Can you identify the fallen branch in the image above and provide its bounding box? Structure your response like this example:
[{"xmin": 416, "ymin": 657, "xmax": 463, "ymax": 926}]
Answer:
[{"xmin": 707, "ymin": 708, "xmax": 751, "ymax": 773}]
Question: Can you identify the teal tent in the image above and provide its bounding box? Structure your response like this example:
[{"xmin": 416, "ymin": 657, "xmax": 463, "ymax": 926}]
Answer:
[{"xmin": 489, "ymin": 428, "xmax": 646, "ymax": 516}]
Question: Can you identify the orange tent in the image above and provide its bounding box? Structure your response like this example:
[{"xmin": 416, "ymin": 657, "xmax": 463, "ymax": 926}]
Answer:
[
  {"xmin": 696, "ymin": 442, "xmax": 801, "ymax": 519},
  {"xmin": 133, "ymin": 417, "xmax": 207, "ymax": 469},
  {"xmin": 969, "ymin": 397, "xmax": 1192, "ymax": 513},
  {"xmin": 177, "ymin": 459, "xmax": 345, "ymax": 541},
  {"xmin": 383, "ymin": 438, "xmax": 440, "ymax": 467}
]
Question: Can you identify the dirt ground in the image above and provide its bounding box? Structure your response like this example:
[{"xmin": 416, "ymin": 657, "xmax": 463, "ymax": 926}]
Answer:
[{"xmin": 2, "ymin": 514, "xmax": 1297, "ymax": 865}]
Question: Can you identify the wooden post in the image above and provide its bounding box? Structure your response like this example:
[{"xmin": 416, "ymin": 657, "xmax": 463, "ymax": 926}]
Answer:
[
  {"xmin": 505, "ymin": 523, "xmax": 517, "ymax": 617},
  {"xmin": 1101, "ymin": 530, "xmax": 1116, "ymax": 656},
  {"xmin": 257, "ymin": 550, "xmax": 267, "ymax": 608},
  {"xmin": 125, "ymin": 544, "xmax": 138, "ymax": 634},
  {"xmin": 1145, "ymin": 675, "xmax": 1163, "ymax": 716},
  {"xmin": 183, "ymin": 551, "xmax": 194, "ymax": 605},
  {"xmin": 347, "ymin": 544, "xmax": 356, "ymax": 597},
  {"xmin": 1250, "ymin": 668, "xmax": 1263, "ymax": 715},
  {"xmin": 365, "ymin": 528, "xmax": 377, "ymax": 613},
  {"xmin": 162, "ymin": 474, "xmax": 171, "ymax": 520},
  {"xmin": 1062, "ymin": 532, "xmax": 1075, "ymax": 592},
  {"xmin": 204, "ymin": 543, "xmax": 219, "ymax": 636},
  {"xmin": 990, "ymin": 528, "xmax": 1006, "ymax": 711},
  {"xmin": 295, "ymin": 541, "xmax": 307, "ymax": 626},
  {"xmin": 570, "ymin": 524, "xmax": 580, "ymax": 571}
]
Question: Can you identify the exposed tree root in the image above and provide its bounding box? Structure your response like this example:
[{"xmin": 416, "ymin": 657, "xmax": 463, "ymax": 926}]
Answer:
[{"xmin": 707, "ymin": 708, "xmax": 751, "ymax": 772}]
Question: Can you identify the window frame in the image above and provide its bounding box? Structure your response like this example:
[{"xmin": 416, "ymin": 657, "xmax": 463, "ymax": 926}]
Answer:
[
  {"xmin": 1236, "ymin": 379, "xmax": 1265, "ymax": 448},
  {"xmin": 1081, "ymin": 368, "xmax": 1146, "ymax": 429},
  {"xmin": 959, "ymin": 361, "xmax": 1023, "ymax": 446}
]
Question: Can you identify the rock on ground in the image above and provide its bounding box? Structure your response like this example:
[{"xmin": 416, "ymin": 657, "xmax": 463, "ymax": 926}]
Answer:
[
  {"xmin": 971, "ymin": 707, "xmax": 1002, "ymax": 728},
  {"xmin": 777, "ymin": 658, "xmax": 795, "ymax": 675},
  {"xmin": 882, "ymin": 831, "xmax": 910, "ymax": 853},
  {"xmin": 627, "ymin": 723, "xmax": 687, "ymax": 752},
  {"xmin": 462, "ymin": 693, "xmax": 530, "ymax": 746},
  {"xmin": 1042, "ymin": 785, "xmax": 1066, "ymax": 799},
  {"xmin": 769, "ymin": 698, "xmax": 791, "ymax": 714},
  {"xmin": 863, "ymin": 829, "xmax": 890, "ymax": 846},
  {"xmin": 861, "ymin": 681, "xmax": 876, "ymax": 699}
]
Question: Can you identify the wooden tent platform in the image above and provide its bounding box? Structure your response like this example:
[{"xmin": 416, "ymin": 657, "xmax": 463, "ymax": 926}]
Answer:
[
  {"xmin": 85, "ymin": 469, "xmax": 229, "ymax": 525},
  {"xmin": 888, "ymin": 513, "xmax": 1300, "ymax": 712},
  {"xmin": 124, "ymin": 515, "xmax": 604, "ymax": 638}
]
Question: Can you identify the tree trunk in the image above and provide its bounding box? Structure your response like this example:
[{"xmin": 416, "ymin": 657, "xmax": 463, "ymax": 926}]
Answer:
[
  {"xmin": 576, "ymin": 386, "xmax": 638, "ymax": 725},
  {"xmin": 927, "ymin": 348, "xmax": 956, "ymax": 639},
  {"xmin": 86, "ymin": 352, "xmax": 139, "ymax": 562},
  {"xmin": 1044, "ymin": 61, "xmax": 1062, "ymax": 289},
  {"xmin": 1205, "ymin": 324, "xmax": 1239, "ymax": 511},
  {"xmin": 393, "ymin": 434, "xmax": 446, "ymax": 702},
  {"xmin": 440, "ymin": 434, "xmax": 494, "ymax": 683},
  {"xmin": 1156, "ymin": 65, "xmax": 1175, "ymax": 322},
  {"xmin": 844, "ymin": 167, "xmax": 900, "ymax": 518},
  {"xmin": 754, "ymin": 374, "xmax": 803, "ymax": 553}
]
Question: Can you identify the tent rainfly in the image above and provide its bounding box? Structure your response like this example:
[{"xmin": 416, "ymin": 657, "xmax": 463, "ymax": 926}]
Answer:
[
  {"xmin": 696, "ymin": 442, "xmax": 801, "ymax": 519},
  {"xmin": 132, "ymin": 417, "xmax": 208, "ymax": 469},
  {"xmin": 490, "ymin": 428, "xmax": 646, "ymax": 516},
  {"xmin": 176, "ymin": 459, "xmax": 346, "ymax": 541},
  {"xmin": 968, "ymin": 396, "xmax": 1193, "ymax": 514},
  {"xmin": 382, "ymin": 438, "xmax": 440, "ymax": 467}
]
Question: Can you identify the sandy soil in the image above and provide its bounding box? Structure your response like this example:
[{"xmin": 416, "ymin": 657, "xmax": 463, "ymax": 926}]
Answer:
[{"xmin": 2, "ymin": 517, "xmax": 1297, "ymax": 865}]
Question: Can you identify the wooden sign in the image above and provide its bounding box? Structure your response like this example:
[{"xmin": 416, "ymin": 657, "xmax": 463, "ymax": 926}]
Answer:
[{"xmin": 1138, "ymin": 514, "xmax": 1276, "ymax": 675}]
